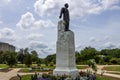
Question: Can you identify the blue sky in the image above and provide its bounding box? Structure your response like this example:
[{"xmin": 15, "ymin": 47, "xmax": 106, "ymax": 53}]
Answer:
[{"xmin": 0, "ymin": 0, "xmax": 120, "ymax": 58}]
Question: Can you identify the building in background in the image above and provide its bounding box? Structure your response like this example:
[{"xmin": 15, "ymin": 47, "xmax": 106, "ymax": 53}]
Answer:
[{"xmin": 0, "ymin": 42, "xmax": 15, "ymax": 51}]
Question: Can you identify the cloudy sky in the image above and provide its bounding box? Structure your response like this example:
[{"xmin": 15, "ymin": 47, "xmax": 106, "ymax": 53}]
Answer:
[{"xmin": 0, "ymin": 0, "xmax": 120, "ymax": 58}]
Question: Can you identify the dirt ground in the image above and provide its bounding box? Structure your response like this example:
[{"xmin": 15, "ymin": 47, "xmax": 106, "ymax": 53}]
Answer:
[{"xmin": 0, "ymin": 68, "xmax": 12, "ymax": 72}]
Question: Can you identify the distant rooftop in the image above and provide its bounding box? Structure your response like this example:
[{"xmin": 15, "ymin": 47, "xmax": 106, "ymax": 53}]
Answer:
[{"xmin": 0, "ymin": 42, "xmax": 15, "ymax": 51}]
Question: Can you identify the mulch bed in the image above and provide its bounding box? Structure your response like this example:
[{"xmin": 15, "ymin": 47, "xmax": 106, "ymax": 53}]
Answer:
[
  {"xmin": 17, "ymin": 69, "xmax": 25, "ymax": 73},
  {"xmin": 0, "ymin": 68, "xmax": 12, "ymax": 72},
  {"xmin": 10, "ymin": 76, "xmax": 19, "ymax": 80},
  {"xmin": 18, "ymin": 68, "xmax": 51, "ymax": 73}
]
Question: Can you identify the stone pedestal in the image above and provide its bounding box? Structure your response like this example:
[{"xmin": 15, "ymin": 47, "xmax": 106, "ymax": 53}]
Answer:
[{"xmin": 53, "ymin": 20, "xmax": 78, "ymax": 77}]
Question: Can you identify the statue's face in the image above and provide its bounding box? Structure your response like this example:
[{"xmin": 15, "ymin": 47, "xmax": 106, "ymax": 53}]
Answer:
[{"xmin": 65, "ymin": 3, "xmax": 69, "ymax": 8}]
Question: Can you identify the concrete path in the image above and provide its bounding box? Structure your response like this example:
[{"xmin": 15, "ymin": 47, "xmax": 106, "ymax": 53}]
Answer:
[
  {"xmin": 97, "ymin": 70, "xmax": 120, "ymax": 78},
  {"xmin": 96, "ymin": 65, "xmax": 120, "ymax": 79},
  {"xmin": 0, "ymin": 68, "xmax": 49, "ymax": 80},
  {"xmin": 0, "ymin": 68, "xmax": 21, "ymax": 80},
  {"xmin": 103, "ymin": 73, "xmax": 120, "ymax": 78}
]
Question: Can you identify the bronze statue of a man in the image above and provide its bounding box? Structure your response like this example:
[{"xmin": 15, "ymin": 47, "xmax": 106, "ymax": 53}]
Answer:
[{"xmin": 59, "ymin": 3, "xmax": 70, "ymax": 31}]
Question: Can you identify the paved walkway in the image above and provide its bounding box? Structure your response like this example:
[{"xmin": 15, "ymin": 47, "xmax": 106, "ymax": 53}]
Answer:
[
  {"xmin": 0, "ymin": 68, "xmax": 49, "ymax": 80},
  {"xmin": 0, "ymin": 68, "xmax": 21, "ymax": 80},
  {"xmin": 97, "ymin": 70, "xmax": 120, "ymax": 78},
  {"xmin": 97, "ymin": 65, "xmax": 120, "ymax": 78}
]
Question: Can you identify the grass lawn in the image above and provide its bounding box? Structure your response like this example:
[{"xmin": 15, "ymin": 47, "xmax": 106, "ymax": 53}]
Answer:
[
  {"xmin": 96, "ymin": 76, "xmax": 111, "ymax": 80},
  {"xmin": 103, "ymin": 66, "xmax": 120, "ymax": 72},
  {"xmin": 0, "ymin": 64, "xmax": 50, "ymax": 68},
  {"xmin": 0, "ymin": 64, "xmax": 89, "ymax": 69},
  {"xmin": 0, "ymin": 64, "xmax": 9, "ymax": 68},
  {"xmin": 21, "ymin": 75, "xmax": 32, "ymax": 80},
  {"xmin": 19, "ymin": 68, "xmax": 29, "ymax": 72},
  {"xmin": 0, "ymin": 64, "xmax": 27, "ymax": 68},
  {"xmin": 76, "ymin": 65, "xmax": 89, "ymax": 69},
  {"xmin": 96, "ymin": 75, "xmax": 120, "ymax": 80}
]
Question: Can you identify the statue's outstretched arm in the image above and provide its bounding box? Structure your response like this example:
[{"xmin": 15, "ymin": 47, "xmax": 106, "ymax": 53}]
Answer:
[{"xmin": 59, "ymin": 8, "xmax": 64, "ymax": 19}]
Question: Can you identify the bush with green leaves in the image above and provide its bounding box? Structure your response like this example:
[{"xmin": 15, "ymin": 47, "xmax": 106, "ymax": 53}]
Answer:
[
  {"xmin": 87, "ymin": 59, "xmax": 97, "ymax": 72},
  {"xmin": 49, "ymin": 62, "xmax": 54, "ymax": 66},
  {"xmin": 109, "ymin": 58, "xmax": 118, "ymax": 64}
]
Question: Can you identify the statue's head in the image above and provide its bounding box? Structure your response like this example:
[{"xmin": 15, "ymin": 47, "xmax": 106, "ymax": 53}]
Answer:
[{"xmin": 64, "ymin": 3, "xmax": 69, "ymax": 8}]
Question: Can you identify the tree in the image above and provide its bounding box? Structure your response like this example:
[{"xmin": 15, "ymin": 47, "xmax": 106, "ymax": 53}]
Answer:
[
  {"xmin": 24, "ymin": 48, "xmax": 29, "ymax": 54},
  {"xmin": 75, "ymin": 51, "xmax": 81, "ymax": 64},
  {"xmin": 42, "ymin": 47, "xmax": 120, "ymax": 65},
  {"xmin": 113, "ymin": 48, "xmax": 120, "ymax": 58},
  {"xmin": 98, "ymin": 55, "xmax": 105, "ymax": 65},
  {"xmin": 17, "ymin": 48, "xmax": 25, "ymax": 64},
  {"xmin": 24, "ymin": 53, "xmax": 32, "ymax": 67},
  {"xmin": 104, "ymin": 56, "xmax": 111, "ymax": 63},
  {"xmin": 31, "ymin": 50, "xmax": 38, "ymax": 63},
  {"xmin": 0, "ymin": 51, "xmax": 4, "ymax": 63},
  {"xmin": 44, "ymin": 59, "xmax": 49, "ymax": 66},
  {"xmin": 94, "ymin": 55, "xmax": 101, "ymax": 64},
  {"xmin": 45, "ymin": 54, "xmax": 56, "ymax": 64},
  {"xmin": 6, "ymin": 51, "xmax": 17, "ymax": 67},
  {"xmin": 117, "ymin": 58, "xmax": 120, "ymax": 65},
  {"xmin": 36, "ymin": 58, "xmax": 41, "ymax": 66},
  {"xmin": 109, "ymin": 58, "xmax": 118, "ymax": 64},
  {"xmin": 80, "ymin": 47, "xmax": 98, "ymax": 61}
]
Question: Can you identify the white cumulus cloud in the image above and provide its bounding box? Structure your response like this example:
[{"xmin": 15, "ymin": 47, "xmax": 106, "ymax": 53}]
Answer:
[
  {"xmin": 0, "ymin": 0, "xmax": 12, "ymax": 6},
  {"xmin": 27, "ymin": 33, "xmax": 43, "ymax": 40},
  {"xmin": 89, "ymin": 37, "xmax": 96, "ymax": 42},
  {"xmin": 29, "ymin": 41, "xmax": 48, "ymax": 49},
  {"xmin": 34, "ymin": 0, "xmax": 120, "ymax": 18},
  {"xmin": 0, "ymin": 28, "xmax": 17, "ymax": 41},
  {"xmin": 28, "ymin": 41, "xmax": 53, "ymax": 58},
  {"xmin": 16, "ymin": 12, "xmax": 35, "ymax": 30},
  {"xmin": 117, "ymin": 43, "xmax": 120, "ymax": 48},
  {"xmin": 37, "ymin": 48, "xmax": 55, "ymax": 58},
  {"xmin": 17, "ymin": 12, "xmax": 55, "ymax": 30},
  {"xmin": 34, "ymin": 0, "xmax": 59, "ymax": 17},
  {"xmin": 104, "ymin": 36, "xmax": 110, "ymax": 40},
  {"xmin": 76, "ymin": 44, "xmax": 83, "ymax": 51},
  {"xmin": 103, "ymin": 42, "xmax": 116, "ymax": 49},
  {"xmin": 34, "ymin": 19, "xmax": 55, "ymax": 28}
]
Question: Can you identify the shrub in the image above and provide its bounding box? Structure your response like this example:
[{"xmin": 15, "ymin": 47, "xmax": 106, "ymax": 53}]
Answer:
[
  {"xmin": 49, "ymin": 62, "xmax": 54, "ymax": 66},
  {"xmin": 109, "ymin": 58, "xmax": 118, "ymax": 64},
  {"xmin": 117, "ymin": 58, "xmax": 120, "ymax": 65}
]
